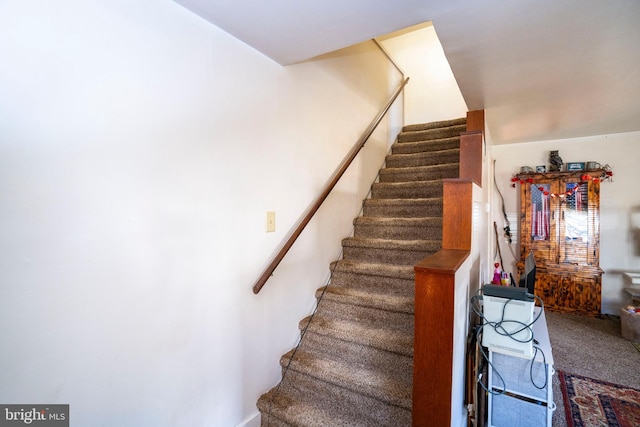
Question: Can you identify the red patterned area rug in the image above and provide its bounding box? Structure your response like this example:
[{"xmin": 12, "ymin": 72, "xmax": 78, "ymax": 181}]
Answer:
[{"xmin": 559, "ymin": 370, "xmax": 640, "ymax": 427}]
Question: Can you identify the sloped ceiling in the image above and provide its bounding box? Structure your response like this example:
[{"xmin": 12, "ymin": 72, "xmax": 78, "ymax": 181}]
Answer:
[{"xmin": 174, "ymin": 0, "xmax": 640, "ymax": 145}]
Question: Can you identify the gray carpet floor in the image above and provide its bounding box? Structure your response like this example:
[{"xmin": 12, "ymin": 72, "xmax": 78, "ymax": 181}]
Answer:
[{"xmin": 546, "ymin": 311, "xmax": 640, "ymax": 426}]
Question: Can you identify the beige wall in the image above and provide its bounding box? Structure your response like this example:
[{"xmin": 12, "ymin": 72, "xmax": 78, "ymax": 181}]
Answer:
[
  {"xmin": 0, "ymin": 1, "xmax": 403, "ymax": 425},
  {"xmin": 378, "ymin": 23, "xmax": 468, "ymax": 125},
  {"xmin": 491, "ymin": 132, "xmax": 640, "ymax": 314}
]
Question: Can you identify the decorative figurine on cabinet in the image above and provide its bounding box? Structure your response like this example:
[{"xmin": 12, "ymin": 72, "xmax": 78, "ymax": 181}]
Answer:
[{"xmin": 549, "ymin": 150, "xmax": 563, "ymax": 172}]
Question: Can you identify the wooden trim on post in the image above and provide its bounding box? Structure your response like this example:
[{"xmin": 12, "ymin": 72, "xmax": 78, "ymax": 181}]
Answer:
[
  {"xmin": 442, "ymin": 179, "xmax": 473, "ymax": 251},
  {"xmin": 466, "ymin": 109, "xmax": 485, "ymax": 134},
  {"xmin": 462, "ymin": 109, "xmax": 484, "ymax": 187},
  {"xmin": 460, "ymin": 131, "xmax": 483, "ymax": 187},
  {"xmin": 413, "ymin": 249, "xmax": 470, "ymax": 427}
]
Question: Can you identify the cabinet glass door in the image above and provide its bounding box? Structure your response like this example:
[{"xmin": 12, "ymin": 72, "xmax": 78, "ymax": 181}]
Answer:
[
  {"xmin": 559, "ymin": 181, "xmax": 590, "ymax": 265},
  {"xmin": 531, "ymin": 184, "xmax": 551, "ymax": 241}
]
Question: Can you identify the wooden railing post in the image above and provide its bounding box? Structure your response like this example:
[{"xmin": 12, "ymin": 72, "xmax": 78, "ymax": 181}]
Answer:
[
  {"xmin": 442, "ymin": 179, "xmax": 473, "ymax": 251},
  {"xmin": 413, "ymin": 249, "xmax": 469, "ymax": 427},
  {"xmin": 461, "ymin": 109, "xmax": 484, "ymax": 186},
  {"xmin": 459, "ymin": 131, "xmax": 483, "ymax": 187},
  {"xmin": 466, "ymin": 109, "xmax": 485, "ymax": 134}
]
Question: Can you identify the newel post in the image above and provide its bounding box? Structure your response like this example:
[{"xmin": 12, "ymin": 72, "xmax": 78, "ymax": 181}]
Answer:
[
  {"xmin": 412, "ymin": 180, "xmax": 472, "ymax": 426},
  {"xmin": 413, "ymin": 249, "xmax": 469, "ymax": 426}
]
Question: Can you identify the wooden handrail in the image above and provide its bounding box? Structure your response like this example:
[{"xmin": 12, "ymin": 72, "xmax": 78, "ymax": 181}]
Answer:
[{"xmin": 253, "ymin": 77, "xmax": 410, "ymax": 294}]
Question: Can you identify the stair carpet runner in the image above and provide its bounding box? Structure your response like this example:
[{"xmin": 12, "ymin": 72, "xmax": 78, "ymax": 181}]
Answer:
[{"xmin": 257, "ymin": 118, "xmax": 466, "ymax": 426}]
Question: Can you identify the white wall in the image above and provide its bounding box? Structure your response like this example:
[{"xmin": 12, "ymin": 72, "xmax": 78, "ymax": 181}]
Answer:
[
  {"xmin": 491, "ymin": 132, "xmax": 640, "ymax": 314},
  {"xmin": 377, "ymin": 23, "xmax": 468, "ymax": 125},
  {"xmin": 0, "ymin": 1, "xmax": 403, "ymax": 425}
]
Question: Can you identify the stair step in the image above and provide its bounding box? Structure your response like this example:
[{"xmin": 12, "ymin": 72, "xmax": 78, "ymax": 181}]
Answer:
[
  {"xmin": 258, "ymin": 381, "xmax": 371, "ymax": 427},
  {"xmin": 311, "ymin": 298, "xmax": 412, "ymax": 338},
  {"xmin": 398, "ymin": 124, "xmax": 467, "ymax": 143},
  {"xmin": 353, "ymin": 217, "xmax": 442, "ymax": 240},
  {"xmin": 402, "ymin": 117, "xmax": 466, "ymax": 132},
  {"xmin": 299, "ymin": 315, "xmax": 413, "ymax": 357},
  {"xmin": 371, "ymin": 180, "xmax": 443, "ymax": 199},
  {"xmin": 378, "ymin": 164, "xmax": 459, "ymax": 183},
  {"xmin": 298, "ymin": 330, "xmax": 412, "ymax": 374},
  {"xmin": 280, "ymin": 335, "xmax": 412, "ymax": 409},
  {"xmin": 258, "ymin": 410, "xmax": 292, "ymax": 427},
  {"xmin": 342, "ymin": 237, "xmax": 439, "ymax": 265},
  {"xmin": 362, "ymin": 197, "xmax": 443, "ymax": 218},
  {"xmin": 391, "ymin": 136, "xmax": 460, "ymax": 155},
  {"xmin": 385, "ymin": 148, "xmax": 460, "ymax": 168},
  {"xmin": 303, "ymin": 294, "xmax": 412, "ymax": 354},
  {"xmin": 258, "ymin": 369, "xmax": 411, "ymax": 427},
  {"xmin": 315, "ymin": 285, "xmax": 414, "ymax": 314},
  {"xmin": 328, "ymin": 260, "xmax": 414, "ymax": 295}
]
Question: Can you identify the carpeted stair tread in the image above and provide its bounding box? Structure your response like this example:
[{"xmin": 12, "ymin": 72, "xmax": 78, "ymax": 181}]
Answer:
[
  {"xmin": 378, "ymin": 164, "xmax": 459, "ymax": 183},
  {"xmin": 362, "ymin": 197, "xmax": 443, "ymax": 218},
  {"xmin": 397, "ymin": 124, "xmax": 467, "ymax": 143},
  {"xmin": 258, "ymin": 387, "xmax": 369, "ymax": 427},
  {"xmin": 313, "ymin": 298, "xmax": 412, "ymax": 334},
  {"xmin": 258, "ymin": 394, "xmax": 347, "ymax": 427},
  {"xmin": 353, "ymin": 216, "xmax": 442, "ymax": 227},
  {"xmin": 341, "ymin": 237, "xmax": 440, "ymax": 265},
  {"xmin": 371, "ymin": 180, "xmax": 443, "ymax": 199},
  {"xmin": 330, "ymin": 259, "xmax": 414, "ymax": 280},
  {"xmin": 328, "ymin": 260, "xmax": 414, "ymax": 295},
  {"xmin": 296, "ymin": 321, "xmax": 413, "ymax": 362},
  {"xmin": 342, "ymin": 237, "xmax": 440, "ymax": 252},
  {"xmin": 259, "ymin": 369, "xmax": 411, "ymax": 427},
  {"xmin": 385, "ymin": 148, "xmax": 460, "ymax": 169},
  {"xmin": 298, "ymin": 330, "xmax": 413, "ymax": 372},
  {"xmin": 257, "ymin": 411, "xmax": 292, "ymax": 427},
  {"xmin": 315, "ymin": 285, "xmax": 414, "ymax": 314},
  {"xmin": 391, "ymin": 136, "xmax": 460, "ymax": 155},
  {"xmin": 402, "ymin": 117, "xmax": 466, "ymax": 132},
  {"xmin": 353, "ymin": 216, "xmax": 442, "ymax": 240},
  {"xmin": 259, "ymin": 390, "xmax": 397, "ymax": 427},
  {"xmin": 280, "ymin": 343, "xmax": 412, "ymax": 409}
]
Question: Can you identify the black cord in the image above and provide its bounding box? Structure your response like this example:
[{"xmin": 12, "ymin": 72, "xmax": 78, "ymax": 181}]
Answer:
[
  {"xmin": 490, "ymin": 295, "xmax": 543, "ymax": 343},
  {"xmin": 474, "ymin": 290, "xmax": 546, "ymax": 394},
  {"xmin": 474, "ymin": 323, "xmax": 506, "ymax": 395},
  {"xmin": 529, "ymin": 346, "xmax": 548, "ymax": 390}
]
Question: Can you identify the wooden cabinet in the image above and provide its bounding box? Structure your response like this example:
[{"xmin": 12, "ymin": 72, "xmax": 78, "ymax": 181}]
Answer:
[{"xmin": 516, "ymin": 171, "xmax": 603, "ymax": 315}]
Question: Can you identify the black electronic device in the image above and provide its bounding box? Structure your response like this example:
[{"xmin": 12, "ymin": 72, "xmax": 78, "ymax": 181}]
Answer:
[
  {"xmin": 519, "ymin": 251, "xmax": 536, "ymax": 295},
  {"xmin": 482, "ymin": 284, "xmax": 532, "ymax": 301}
]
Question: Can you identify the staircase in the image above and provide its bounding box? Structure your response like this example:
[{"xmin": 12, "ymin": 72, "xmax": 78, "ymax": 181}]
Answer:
[{"xmin": 257, "ymin": 117, "xmax": 467, "ymax": 426}]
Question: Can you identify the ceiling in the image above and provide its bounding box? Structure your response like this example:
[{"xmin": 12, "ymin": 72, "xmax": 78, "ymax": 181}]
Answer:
[{"xmin": 174, "ymin": 0, "xmax": 640, "ymax": 145}]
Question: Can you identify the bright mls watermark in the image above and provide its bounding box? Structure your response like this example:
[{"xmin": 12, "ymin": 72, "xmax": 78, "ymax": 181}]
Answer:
[{"xmin": 0, "ymin": 405, "xmax": 68, "ymax": 426}]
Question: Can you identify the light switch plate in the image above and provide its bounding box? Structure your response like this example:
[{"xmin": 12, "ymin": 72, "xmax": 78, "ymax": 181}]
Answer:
[{"xmin": 266, "ymin": 211, "xmax": 275, "ymax": 232}]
